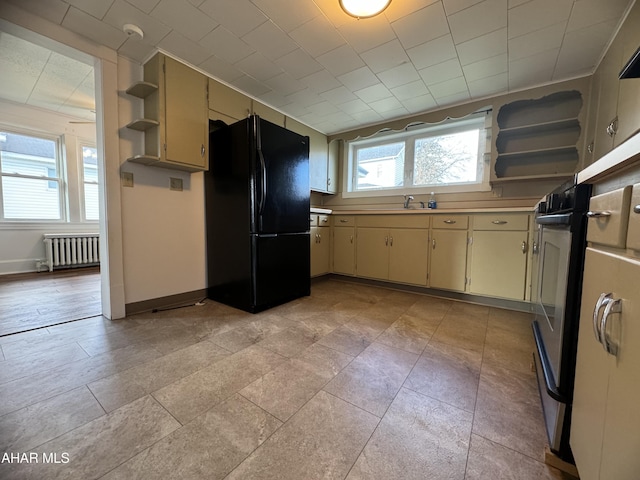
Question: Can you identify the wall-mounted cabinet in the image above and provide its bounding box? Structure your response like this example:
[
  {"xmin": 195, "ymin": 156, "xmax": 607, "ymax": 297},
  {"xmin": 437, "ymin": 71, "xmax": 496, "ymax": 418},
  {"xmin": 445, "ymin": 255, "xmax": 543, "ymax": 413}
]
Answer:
[
  {"xmin": 208, "ymin": 78, "xmax": 251, "ymax": 122},
  {"xmin": 493, "ymin": 91, "xmax": 582, "ymax": 183},
  {"xmin": 126, "ymin": 53, "xmax": 208, "ymax": 172},
  {"xmin": 252, "ymin": 101, "xmax": 285, "ymax": 127}
]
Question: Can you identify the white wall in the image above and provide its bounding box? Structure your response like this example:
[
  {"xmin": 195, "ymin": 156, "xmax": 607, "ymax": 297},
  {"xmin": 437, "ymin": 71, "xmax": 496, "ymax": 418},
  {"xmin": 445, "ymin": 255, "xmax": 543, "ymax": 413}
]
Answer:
[
  {"xmin": 0, "ymin": 100, "xmax": 99, "ymax": 275},
  {"xmin": 117, "ymin": 57, "xmax": 207, "ymax": 304}
]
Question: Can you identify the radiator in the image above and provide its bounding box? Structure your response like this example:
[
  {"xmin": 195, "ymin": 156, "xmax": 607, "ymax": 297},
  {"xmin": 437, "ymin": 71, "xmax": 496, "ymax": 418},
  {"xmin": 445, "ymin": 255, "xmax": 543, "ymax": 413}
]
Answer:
[{"xmin": 43, "ymin": 233, "xmax": 100, "ymax": 272}]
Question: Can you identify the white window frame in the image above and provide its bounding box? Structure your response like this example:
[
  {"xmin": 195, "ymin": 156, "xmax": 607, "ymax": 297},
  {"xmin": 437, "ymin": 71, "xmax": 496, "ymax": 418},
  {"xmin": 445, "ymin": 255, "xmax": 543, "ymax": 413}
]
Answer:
[
  {"xmin": 78, "ymin": 141, "xmax": 99, "ymax": 222},
  {"xmin": 343, "ymin": 111, "xmax": 491, "ymax": 198},
  {"xmin": 0, "ymin": 128, "xmax": 66, "ymax": 222}
]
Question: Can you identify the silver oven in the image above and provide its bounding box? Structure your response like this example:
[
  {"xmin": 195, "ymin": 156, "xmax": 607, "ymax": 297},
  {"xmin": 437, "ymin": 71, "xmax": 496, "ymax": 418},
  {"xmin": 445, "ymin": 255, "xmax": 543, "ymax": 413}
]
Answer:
[{"xmin": 532, "ymin": 180, "xmax": 591, "ymax": 463}]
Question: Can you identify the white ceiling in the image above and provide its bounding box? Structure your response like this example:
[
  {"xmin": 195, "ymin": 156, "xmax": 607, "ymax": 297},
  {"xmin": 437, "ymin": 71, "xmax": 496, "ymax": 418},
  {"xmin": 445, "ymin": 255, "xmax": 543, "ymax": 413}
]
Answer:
[{"xmin": 1, "ymin": 0, "xmax": 635, "ymax": 134}]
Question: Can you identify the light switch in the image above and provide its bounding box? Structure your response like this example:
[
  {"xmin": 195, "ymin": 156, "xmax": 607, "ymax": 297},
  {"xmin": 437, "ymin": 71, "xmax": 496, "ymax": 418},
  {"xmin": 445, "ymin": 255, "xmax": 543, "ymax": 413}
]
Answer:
[
  {"xmin": 121, "ymin": 171, "xmax": 134, "ymax": 187},
  {"xmin": 170, "ymin": 177, "xmax": 183, "ymax": 191}
]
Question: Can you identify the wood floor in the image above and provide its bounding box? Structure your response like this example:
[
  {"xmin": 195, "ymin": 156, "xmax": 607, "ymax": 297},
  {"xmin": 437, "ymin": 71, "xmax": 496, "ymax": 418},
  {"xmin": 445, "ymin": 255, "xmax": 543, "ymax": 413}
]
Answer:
[{"xmin": 0, "ymin": 268, "xmax": 101, "ymax": 336}]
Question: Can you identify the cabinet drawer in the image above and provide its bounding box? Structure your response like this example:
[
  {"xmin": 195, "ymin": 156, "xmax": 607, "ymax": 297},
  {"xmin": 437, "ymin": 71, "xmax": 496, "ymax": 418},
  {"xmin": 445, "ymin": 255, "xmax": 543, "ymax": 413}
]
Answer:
[
  {"xmin": 587, "ymin": 186, "xmax": 632, "ymax": 248},
  {"xmin": 626, "ymin": 184, "xmax": 640, "ymax": 251},
  {"xmin": 318, "ymin": 215, "xmax": 330, "ymax": 227},
  {"xmin": 333, "ymin": 216, "xmax": 355, "ymax": 226},
  {"xmin": 309, "ymin": 215, "xmax": 318, "ymax": 227},
  {"xmin": 432, "ymin": 215, "xmax": 468, "ymax": 229},
  {"xmin": 472, "ymin": 213, "xmax": 529, "ymax": 231},
  {"xmin": 357, "ymin": 215, "xmax": 430, "ymax": 229}
]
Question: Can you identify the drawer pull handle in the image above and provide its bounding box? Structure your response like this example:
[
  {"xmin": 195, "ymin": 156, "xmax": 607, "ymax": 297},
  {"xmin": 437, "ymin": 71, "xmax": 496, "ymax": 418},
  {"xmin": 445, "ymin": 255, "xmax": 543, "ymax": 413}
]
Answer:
[
  {"xmin": 390, "ymin": 236, "xmax": 393, "ymax": 247},
  {"xmin": 432, "ymin": 238, "xmax": 436, "ymax": 249},
  {"xmin": 521, "ymin": 241, "xmax": 527, "ymax": 254},
  {"xmin": 593, "ymin": 293, "xmax": 611, "ymax": 346},
  {"xmin": 601, "ymin": 297, "xmax": 621, "ymax": 356},
  {"xmin": 340, "ymin": 219, "xmax": 348, "ymax": 223},
  {"xmin": 322, "ymin": 218, "xmax": 328, "ymax": 223},
  {"xmin": 634, "ymin": 205, "xmax": 640, "ymax": 214},
  {"xmin": 350, "ymin": 235, "xmax": 353, "ymax": 244},
  {"xmin": 444, "ymin": 219, "xmax": 456, "ymax": 224},
  {"xmin": 586, "ymin": 211, "xmax": 612, "ymax": 218},
  {"xmin": 385, "ymin": 236, "xmax": 388, "ymax": 246},
  {"xmin": 492, "ymin": 220, "xmax": 508, "ymax": 225}
]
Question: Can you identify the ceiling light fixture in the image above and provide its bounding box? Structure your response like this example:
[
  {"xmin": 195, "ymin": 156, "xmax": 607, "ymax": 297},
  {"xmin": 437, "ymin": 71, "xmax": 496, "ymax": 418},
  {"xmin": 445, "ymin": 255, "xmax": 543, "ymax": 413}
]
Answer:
[{"xmin": 339, "ymin": 0, "xmax": 392, "ymax": 19}]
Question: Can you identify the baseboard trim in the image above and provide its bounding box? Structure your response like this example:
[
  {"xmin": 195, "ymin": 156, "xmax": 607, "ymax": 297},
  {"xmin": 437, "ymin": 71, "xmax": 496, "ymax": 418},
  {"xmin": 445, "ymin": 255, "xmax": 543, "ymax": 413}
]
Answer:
[
  {"xmin": 324, "ymin": 274, "xmax": 533, "ymax": 313},
  {"xmin": 125, "ymin": 289, "xmax": 208, "ymax": 316}
]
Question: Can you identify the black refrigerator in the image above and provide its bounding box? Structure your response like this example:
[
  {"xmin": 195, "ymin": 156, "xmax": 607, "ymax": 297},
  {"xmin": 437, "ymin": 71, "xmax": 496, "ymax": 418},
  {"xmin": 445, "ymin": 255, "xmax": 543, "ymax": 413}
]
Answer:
[{"xmin": 205, "ymin": 115, "xmax": 310, "ymax": 313}]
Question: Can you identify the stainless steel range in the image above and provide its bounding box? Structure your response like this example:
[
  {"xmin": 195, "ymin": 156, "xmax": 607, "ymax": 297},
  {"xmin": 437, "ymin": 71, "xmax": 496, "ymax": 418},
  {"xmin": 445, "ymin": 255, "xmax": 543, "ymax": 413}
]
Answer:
[{"xmin": 532, "ymin": 177, "xmax": 592, "ymax": 462}]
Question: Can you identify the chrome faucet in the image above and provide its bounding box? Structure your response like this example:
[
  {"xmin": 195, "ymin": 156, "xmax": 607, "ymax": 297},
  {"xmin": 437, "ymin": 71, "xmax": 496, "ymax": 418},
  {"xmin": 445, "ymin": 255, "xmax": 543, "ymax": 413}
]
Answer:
[{"xmin": 403, "ymin": 195, "xmax": 414, "ymax": 209}]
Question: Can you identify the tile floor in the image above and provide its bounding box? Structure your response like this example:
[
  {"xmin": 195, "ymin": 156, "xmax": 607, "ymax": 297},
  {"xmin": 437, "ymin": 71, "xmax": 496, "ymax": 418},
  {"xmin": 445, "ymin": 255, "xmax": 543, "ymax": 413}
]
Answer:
[{"xmin": 0, "ymin": 278, "xmax": 575, "ymax": 479}]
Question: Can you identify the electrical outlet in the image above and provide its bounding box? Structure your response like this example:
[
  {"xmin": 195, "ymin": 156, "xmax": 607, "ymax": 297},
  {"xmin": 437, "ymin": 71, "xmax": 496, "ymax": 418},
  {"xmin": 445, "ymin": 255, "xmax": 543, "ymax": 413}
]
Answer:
[
  {"xmin": 121, "ymin": 171, "xmax": 134, "ymax": 188},
  {"xmin": 170, "ymin": 177, "xmax": 183, "ymax": 191}
]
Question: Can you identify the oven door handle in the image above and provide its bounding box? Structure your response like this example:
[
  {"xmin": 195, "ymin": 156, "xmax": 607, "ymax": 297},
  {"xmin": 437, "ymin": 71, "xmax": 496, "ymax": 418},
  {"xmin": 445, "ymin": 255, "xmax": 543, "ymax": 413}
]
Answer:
[
  {"xmin": 532, "ymin": 321, "xmax": 566, "ymax": 403},
  {"xmin": 536, "ymin": 213, "xmax": 573, "ymax": 226}
]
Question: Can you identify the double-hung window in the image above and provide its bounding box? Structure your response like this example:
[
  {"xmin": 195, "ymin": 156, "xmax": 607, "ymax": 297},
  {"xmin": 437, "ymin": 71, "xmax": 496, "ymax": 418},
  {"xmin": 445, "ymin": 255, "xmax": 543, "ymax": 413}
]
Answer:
[
  {"xmin": 345, "ymin": 111, "xmax": 490, "ymax": 196},
  {"xmin": 0, "ymin": 130, "xmax": 64, "ymax": 220},
  {"xmin": 81, "ymin": 144, "xmax": 99, "ymax": 221}
]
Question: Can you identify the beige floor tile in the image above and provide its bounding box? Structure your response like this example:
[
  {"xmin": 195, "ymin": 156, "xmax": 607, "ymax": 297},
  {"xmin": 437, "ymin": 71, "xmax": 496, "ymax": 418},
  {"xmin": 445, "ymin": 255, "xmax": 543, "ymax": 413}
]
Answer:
[
  {"xmin": 209, "ymin": 314, "xmax": 295, "ymax": 352},
  {"xmin": 431, "ymin": 313, "xmax": 488, "ymax": 353},
  {"xmin": 2, "ymin": 395, "xmax": 180, "ymax": 480},
  {"xmin": 405, "ymin": 295, "xmax": 452, "ymax": 320},
  {"xmin": 316, "ymin": 324, "xmax": 372, "ymax": 356},
  {"xmin": 101, "ymin": 394, "xmax": 282, "ymax": 480},
  {"xmin": 324, "ymin": 342, "xmax": 418, "ymax": 417},
  {"xmin": 0, "ymin": 386, "xmax": 105, "ymax": 453},
  {"xmin": 226, "ymin": 391, "xmax": 379, "ymax": 480},
  {"xmin": 152, "ymin": 345, "xmax": 286, "ymax": 424},
  {"xmin": 405, "ymin": 340, "xmax": 482, "ymax": 412},
  {"xmin": 347, "ymin": 388, "xmax": 473, "ymax": 480},
  {"xmin": 465, "ymin": 434, "xmax": 571, "ymax": 479},
  {"xmin": 473, "ymin": 363, "xmax": 548, "ymax": 461},
  {"xmin": 375, "ymin": 312, "xmax": 438, "ymax": 354},
  {"xmin": 256, "ymin": 324, "xmax": 323, "ymax": 358},
  {"xmin": 483, "ymin": 326, "xmax": 536, "ymax": 374}
]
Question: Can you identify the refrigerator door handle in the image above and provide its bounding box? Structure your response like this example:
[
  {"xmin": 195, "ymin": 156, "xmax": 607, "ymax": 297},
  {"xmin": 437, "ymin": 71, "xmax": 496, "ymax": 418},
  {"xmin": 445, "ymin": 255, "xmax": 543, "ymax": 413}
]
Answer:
[{"xmin": 258, "ymin": 148, "xmax": 267, "ymax": 214}]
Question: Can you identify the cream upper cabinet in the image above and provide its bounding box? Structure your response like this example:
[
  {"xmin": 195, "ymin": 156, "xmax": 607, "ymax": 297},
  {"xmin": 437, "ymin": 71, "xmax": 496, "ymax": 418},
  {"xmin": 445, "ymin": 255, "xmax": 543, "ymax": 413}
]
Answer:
[
  {"xmin": 208, "ymin": 78, "xmax": 251, "ymax": 122},
  {"xmin": 310, "ymin": 215, "xmax": 330, "ymax": 277},
  {"xmin": 333, "ymin": 216, "xmax": 355, "ymax": 275},
  {"xmin": 252, "ymin": 101, "xmax": 285, "ymax": 127},
  {"xmin": 287, "ymin": 118, "xmax": 333, "ymax": 194},
  {"xmin": 571, "ymin": 248, "xmax": 640, "ymax": 480},
  {"xmin": 468, "ymin": 214, "xmax": 530, "ymax": 300},
  {"xmin": 127, "ymin": 53, "xmax": 209, "ymax": 172}
]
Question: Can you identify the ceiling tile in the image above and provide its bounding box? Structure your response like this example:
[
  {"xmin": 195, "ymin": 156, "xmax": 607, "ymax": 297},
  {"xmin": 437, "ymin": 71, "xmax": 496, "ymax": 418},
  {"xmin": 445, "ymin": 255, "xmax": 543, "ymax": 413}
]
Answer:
[
  {"xmin": 124, "ymin": 0, "xmax": 161, "ymax": 15},
  {"xmin": 6, "ymin": 0, "xmax": 70, "ymax": 25},
  {"xmin": 338, "ymin": 98, "xmax": 370, "ymax": 114},
  {"xmin": 567, "ymin": 0, "xmax": 630, "ymax": 32},
  {"xmin": 316, "ymin": 44, "xmax": 364, "ymax": 77},
  {"xmin": 233, "ymin": 74, "xmax": 271, "ymax": 96},
  {"xmin": 390, "ymin": 79, "xmax": 430, "ymax": 101},
  {"xmin": 285, "ymin": 88, "xmax": 324, "ymax": 108},
  {"xmin": 199, "ymin": 26, "xmax": 254, "ymax": 64},
  {"xmin": 508, "ymin": 49, "xmax": 558, "ymax": 89},
  {"xmin": 104, "ymin": 0, "xmax": 172, "ymax": 45},
  {"xmin": 61, "ymin": 6, "xmax": 128, "ymax": 50},
  {"xmin": 241, "ymin": 20, "xmax": 298, "ymax": 61},
  {"xmin": 0, "ymin": 31, "xmax": 51, "ymax": 77},
  {"xmin": 354, "ymin": 83, "xmax": 392, "ymax": 103},
  {"xmin": 407, "ymin": 35, "xmax": 457, "ymax": 70},
  {"xmin": 508, "ymin": 22, "xmax": 565, "ymax": 62},
  {"xmin": 443, "ymin": 0, "xmax": 485, "ymax": 15},
  {"xmin": 467, "ymin": 71, "xmax": 508, "ymax": 97},
  {"xmin": 378, "ymin": 63, "xmax": 421, "ymax": 89},
  {"xmin": 65, "ymin": 0, "xmax": 114, "ymax": 19},
  {"xmin": 257, "ymin": 90, "xmax": 291, "ymax": 108},
  {"xmin": 350, "ymin": 108, "xmax": 383, "ymax": 125},
  {"xmin": 263, "ymin": 71, "xmax": 305, "ymax": 95},
  {"xmin": 360, "ymin": 39, "xmax": 410, "ymax": 74},
  {"xmin": 462, "ymin": 53, "xmax": 507, "ymax": 82},
  {"xmin": 274, "ymin": 49, "xmax": 324, "ymax": 79},
  {"xmin": 428, "ymin": 76, "xmax": 468, "ymax": 98},
  {"xmin": 117, "ymin": 37, "xmax": 156, "ymax": 63},
  {"xmin": 320, "ymin": 85, "xmax": 358, "ymax": 104},
  {"xmin": 508, "ymin": 0, "xmax": 573, "ymax": 39},
  {"xmin": 157, "ymin": 30, "xmax": 211, "ymax": 66},
  {"xmin": 435, "ymin": 89, "xmax": 470, "ymax": 105},
  {"xmin": 198, "ymin": 0, "xmax": 268, "ymax": 37},
  {"xmin": 337, "ymin": 66, "xmax": 379, "ymax": 91},
  {"xmin": 337, "ymin": 14, "xmax": 396, "ymax": 53},
  {"xmin": 368, "ymin": 96, "xmax": 405, "ymax": 114},
  {"xmin": 0, "ymin": 65, "xmax": 38, "ymax": 104},
  {"xmin": 199, "ymin": 55, "xmax": 244, "ymax": 83},
  {"xmin": 402, "ymin": 93, "xmax": 437, "ymax": 113},
  {"xmin": 554, "ymin": 20, "xmax": 617, "ymax": 78},
  {"xmin": 392, "ymin": 2, "xmax": 450, "ymax": 49},
  {"xmin": 456, "ymin": 28, "xmax": 506, "ymax": 65},
  {"xmin": 235, "ymin": 52, "xmax": 282, "ymax": 82},
  {"xmin": 150, "ymin": 0, "xmax": 217, "ymax": 42},
  {"xmin": 312, "ymin": 0, "xmax": 359, "ymax": 28},
  {"xmin": 289, "ymin": 15, "xmax": 345, "ymax": 57},
  {"xmin": 384, "ymin": 0, "xmax": 439, "ymax": 23},
  {"xmin": 251, "ymin": 0, "xmax": 321, "ymax": 32},
  {"xmin": 306, "ymin": 100, "xmax": 340, "ymax": 116},
  {"xmin": 448, "ymin": 0, "xmax": 507, "ymax": 45},
  {"xmin": 300, "ymin": 69, "xmax": 341, "ymax": 94},
  {"xmin": 419, "ymin": 58, "xmax": 464, "ymax": 86}
]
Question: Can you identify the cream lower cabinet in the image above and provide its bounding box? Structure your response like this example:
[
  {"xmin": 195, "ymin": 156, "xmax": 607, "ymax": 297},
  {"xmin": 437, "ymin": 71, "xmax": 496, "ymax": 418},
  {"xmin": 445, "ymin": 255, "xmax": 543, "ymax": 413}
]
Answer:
[
  {"xmin": 468, "ymin": 214, "xmax": 529, "ymax": 300},
  {"xmin": 430, "ymin": 215, "xmax": 469, "ymax": 292},
  {"xmin": 310, "ymin": 215, "xmax": 330, "ymax": 277},
  {"xmin": 355, "ymin": 227, "xmax": 390, "ymax": 280},
  {"xmin": 571, "ymin": 248, "xmax": 640, "ymax": 480},
  {"xmin": 333, "ymin": 227, "xmax": 355, "ymax": 275},
  {"xmin": 388, "ymin": 228, "xmax": 429, "ymax": 285}
]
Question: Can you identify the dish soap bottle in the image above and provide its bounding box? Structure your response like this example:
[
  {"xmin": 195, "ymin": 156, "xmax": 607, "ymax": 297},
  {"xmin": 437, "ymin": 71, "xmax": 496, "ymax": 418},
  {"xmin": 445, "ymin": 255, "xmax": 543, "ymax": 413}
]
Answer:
[{"xmin": 428, "ymin": 192, "xmax": 437, "ymax": 209}]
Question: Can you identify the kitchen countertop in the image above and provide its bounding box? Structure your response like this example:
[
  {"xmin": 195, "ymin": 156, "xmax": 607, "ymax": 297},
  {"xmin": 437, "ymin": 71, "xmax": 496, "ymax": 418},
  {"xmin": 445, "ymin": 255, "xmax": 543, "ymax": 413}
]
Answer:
[
  {"xmin": 578, "ymin": 131, "xmax": 640, "ymax": 184},
  {"xmin": 329, "ymin": 207, "xmax": 534, "ymax": 215}
]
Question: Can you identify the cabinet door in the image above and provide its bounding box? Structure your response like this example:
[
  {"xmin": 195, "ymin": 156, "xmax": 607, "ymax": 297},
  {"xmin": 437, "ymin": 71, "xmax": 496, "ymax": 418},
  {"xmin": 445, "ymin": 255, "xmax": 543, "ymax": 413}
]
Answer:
[
  {"xmin": 615, "ymin": 3, "xmax": 640, "ymax": 147},
  {"xmin": 208, "ymin": 78, "xmax": 251, "ymax": 121},
  {"xmin": 356, "ymin": 228, "xmax": 389, "ymax": 280},
  {"xmin": 468, "ymin": 231, "xmax": 527, "ymax": 300},
  {"xmin": 164, "ymin": 56, "xmax": 208, "ymax": 169},
  {"xmin": 430, "ymin": 229, "xmax": 467, "ymax": 291},
  {"xmin": 333, "ymin": 226, "xmax": 355, "ymax": 275},
  {"xmin": 327, "ymin": 140, "xmax": 339, "ymax": 194},
  {"xmin": 571, "ymin": 248, "xmax": 617, "ymax": 480},
  {"xmin": 593, "ymin": 35, "xmax": 623, "ymax": 160},
  {"xmin": 599, "ymin": 253, "xmax": 640, "ymax": 480},
  {"xmin": 388, "ymin": 228, "xmax": 428, "ymax": 286}
]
